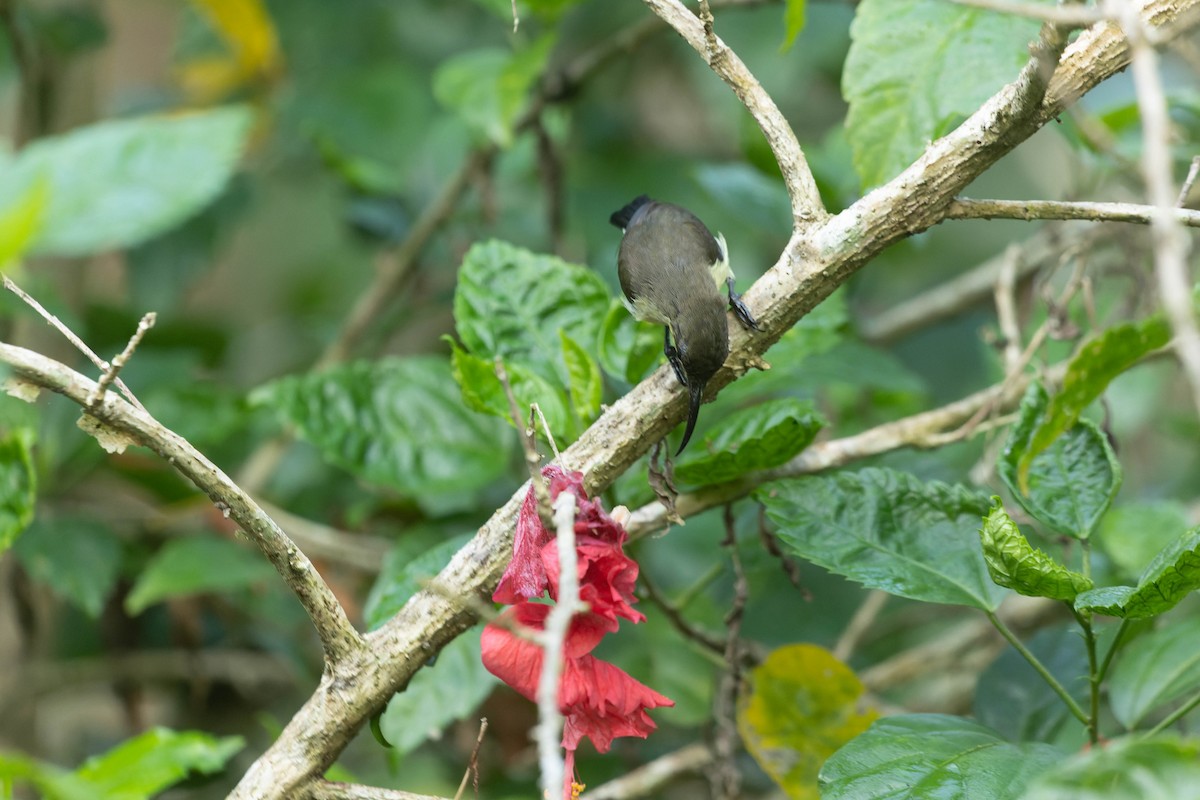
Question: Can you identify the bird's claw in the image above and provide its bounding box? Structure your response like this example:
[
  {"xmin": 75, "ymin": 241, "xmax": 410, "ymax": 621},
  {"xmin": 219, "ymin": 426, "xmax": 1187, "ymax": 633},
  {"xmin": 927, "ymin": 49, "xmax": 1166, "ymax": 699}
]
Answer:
[
  {"xmin": 727, "ymin": 277, "xmax": 760, "ymax": 331},
  {"xmin": 664, "ymin": 344, "xmax": 688, "ymax": 386}
]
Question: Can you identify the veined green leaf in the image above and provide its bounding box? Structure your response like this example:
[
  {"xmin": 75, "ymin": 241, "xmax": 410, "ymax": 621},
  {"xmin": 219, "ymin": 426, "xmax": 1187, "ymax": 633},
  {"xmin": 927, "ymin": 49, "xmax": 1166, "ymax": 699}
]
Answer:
[
  {"xmin": 980, "ymin": 501, "xmax": 1092, "ymax": 601},
  {"xmin": 756, "ymin": 468, "xmax": 1006, "ymax": 610},
  {"xmin": 1022, "ymin": 735, "xmax": 1200, "ymax": 800},
  {"xmin": 596, "ymin": 299, "xmax": 661, "ymax": 385},
  {"xmin": 453, "ymin": 239, "xmax": 610, "ymax": 388},
  {"xmin": 1021, "ymin": 316, "xmax": 1170, "ymax": 478},
  {"xmin": 1074, "ymin": 527, "xmax": 1200, "ymax": 619},
  {"xmin": 843, "ymin": 0, "xmax": 1042, "ymax": 188},
  {"xmin": 674, "ymin": 398, "xmax": 823, "ymax": 486},
  {"xmin": 999, "ymin": 383, "xmax": 1122, "ymax": 539},
  {"xmin": 448, "ymin": 340, "xmax": 572, "ymax": 442},
  {"xmin": 253, "ymin": 356, "xmax": 512, "ymax": 512},
  {"xmin": 560, "ymin": 329, "xmax": 602, "ymax": 424},
  {"xmin": 819, "ymin": 714, "xmax": 1062, "ymax": 800}
]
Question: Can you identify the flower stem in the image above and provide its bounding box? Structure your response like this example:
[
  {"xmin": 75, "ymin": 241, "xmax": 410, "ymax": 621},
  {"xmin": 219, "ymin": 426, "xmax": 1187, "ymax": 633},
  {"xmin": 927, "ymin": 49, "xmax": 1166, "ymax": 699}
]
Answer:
[
  {"xmin": 987, "ymin": 611, "xmax": 1089, "ymax": 726},
  {"xmin": 1145, "ymin": 689, "xmax": 1200, "ymax": 737},
  {"xmin": 1096, "ymin": 618, "xmax": 1131, "ymax": 685},
  {"xmin": 1075, "ymin": 610, "xmax": 1101, "ymax": 744}
]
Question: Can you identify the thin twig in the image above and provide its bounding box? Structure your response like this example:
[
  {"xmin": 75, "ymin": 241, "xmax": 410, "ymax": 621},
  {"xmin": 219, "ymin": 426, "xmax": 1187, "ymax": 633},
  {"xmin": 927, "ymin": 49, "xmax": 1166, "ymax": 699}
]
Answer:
[
  {"xmin": 4, "ymin": 275, "xmax": 148, "ymax": 412},
  {"xmin": 453, "ymin": 718, "xmax": 488, "ymax": 800},
  {"xmin": 584, "ymin": 743, "xmax": 713, "ymax": 800},
  {"xmin": 945, "ymin": 197, "xmax": 1200, "ymax": 227},
  {"xmin": 833, "ymin": 590, "xmax": 889, "ymax": 662},
  {"xmin": 859, "ymin": 224, "xmax": 1108, "ymax": 344},
  {"xmin": 1176, "ymin": 155, "xmax": 1200, "ymax": 206},
  {"xmin": 1108, "ymin": 0, "xmax": 1200, "ymax": 421},
  {"xmin": 708, "ymin": 505, "xmax": 748, "ymax": 800},
  {"xmin": 496, "ymin": 357, "xmax": 551, "ymax": 527},
  {"xmin": 640, "ymin": 0, "xmax": 825, "ymax": 223},
  {"xmin": 87, "ymin": 312, "xmax": 155, "ymax": 409},
  {"xmin": 994, "ymin": 244, "xmax": 1024, "ymax": 374},
  {"xmin": 944, "ymin": 0, "xmax": 1102, "ymax": 26},
  {"xmin": 639, "ymin": 572, "xmax": 726, "ymax": 655},
  {"xmin": 537, "ymin": 491, "xmax": 583, "ymax": 800},
  {"xmin": 531, "ymin": 402, "xmax": 560, "ymax": 460}
]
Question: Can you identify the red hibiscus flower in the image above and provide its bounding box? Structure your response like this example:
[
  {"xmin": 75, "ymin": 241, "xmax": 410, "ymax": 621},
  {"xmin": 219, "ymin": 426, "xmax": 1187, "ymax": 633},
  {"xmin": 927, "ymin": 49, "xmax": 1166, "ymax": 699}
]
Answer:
[{"xmin": 481, "ymin": 467, "xmax": 674, "ymax": 799}]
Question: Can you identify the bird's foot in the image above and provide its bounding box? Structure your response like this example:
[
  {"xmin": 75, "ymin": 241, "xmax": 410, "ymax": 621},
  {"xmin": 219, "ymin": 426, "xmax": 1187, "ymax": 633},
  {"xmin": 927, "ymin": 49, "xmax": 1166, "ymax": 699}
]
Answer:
[
  {"xmin": 727, "ymin": 277, "xmax": 760, "ymax": 331},
  {"xmin": 664, "ymin": 344, "xmax": 688, "ymax": 386}
]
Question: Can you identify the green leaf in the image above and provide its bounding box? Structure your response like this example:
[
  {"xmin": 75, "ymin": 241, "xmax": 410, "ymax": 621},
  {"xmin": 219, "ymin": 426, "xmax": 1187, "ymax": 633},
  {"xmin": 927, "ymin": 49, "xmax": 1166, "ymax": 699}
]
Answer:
[
  {"xmin": 674, "ymin": 398, "xmax": 824, "ymax": 486},
  {"xmin": 0, "ymin": 106, "xmax": 252, "ymax": 256},
  {"xmin": 999, "ymin": 383, "xmax": 1122, "ymax": 539},
  {"xmin": 0, "ymin": 752, "xmax": 93, "ymax": 800},
  {"xmin": 596, "ymin": 299, "xmax": 661, "ymax": 385},
  {"xmin": 974, "ymin": 624, "xmax": 1090, "ymax": 745},
  {"xmin": 74, "ymin": 728, "xmax": 243, "ymax": 800},
  {"xmin": 1110, "ymin": 616, "xmax": 1200, "ymax": 729},
  {"xmin": 454, "ymin": 239, "xmax": 611, "ymax": 387},
  {"xmin": 843, "ymin": 0, "xmax": 1042, "ymax": 188},
  {"xmin": 738, "ymin": 644, "xmax": 877, "ymax": 799},
  {"xmin": 432, "ymin": 36, "xmax": 553, "ymax": 147},
  {"xmin": 448, "ymin": 341, "xmax": 572, "ymax": 441},
  {"xmin": 0, "ymin": 175, "xmax": 47, "ymax": 266},
  {"xmin": 756, "ymin": 468, "xmax": 1006, "ymax": 610},
  {"xmin": 1098, "ymin": 501, "xmax": 1191, "ymax": 580},
  {"xmin": 0, "ymin": 427, "xmax": 36, "ymax": 553},
  {"xmin": 364, "ymin": 535, "xmax": 496, "ymax": 755},
  {"xmin": 378, "ymin": 632, "xmax": 498, "ymax": 756},
  {"xmin": 819, "ymin": 714, "xmax": 1062, "ymax": 800},
  {"xmin": 125, "ymin": 536, "xmax": 275, "ymax": 615},
  {"xmin": 253, "ymin": 357, "xmax": 512, "ymax": 511},
  {"xmin": 1021, "ymin": 735, "xmax": 1200, "ymax": 800},
  {"xmin": 781, "ymin": 0, "xmax": 807, "ymax": 51},
  {"xmin": 364, "ymin": 533, "xmax": 473, "ymax": 629},
  {"xmin": 560, "ymin": 329, "xmax": 602, "ymax": 424},
  {"xmin": 1074, "ymin": 526, "xmax": 1200, "ymax": 619},
  {"xmin": 980, "ymin": 501, "xmax": 1092, "ymax": 601},
  {"xmin": 1022, "ymin": 317, "xmax": 1171, "ymax": 475},
  {"xmin": 13, "ymin": 518, "xmax": 121, "ymax": 618}
]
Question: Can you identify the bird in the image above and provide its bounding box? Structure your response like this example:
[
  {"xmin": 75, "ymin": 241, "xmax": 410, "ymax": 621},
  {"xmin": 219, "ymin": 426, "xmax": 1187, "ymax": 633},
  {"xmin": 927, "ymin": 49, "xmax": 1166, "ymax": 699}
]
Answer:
[{"xmin": 609, "ymin": 195, "xmax": 758, "ymax": 455}]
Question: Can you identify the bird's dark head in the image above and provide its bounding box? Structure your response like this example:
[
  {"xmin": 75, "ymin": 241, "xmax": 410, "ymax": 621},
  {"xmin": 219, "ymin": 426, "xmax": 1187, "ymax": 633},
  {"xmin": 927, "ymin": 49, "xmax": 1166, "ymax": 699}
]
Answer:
[{"xmin": 671, "ymin": 294, "xmax": 729, "ymax": 454}]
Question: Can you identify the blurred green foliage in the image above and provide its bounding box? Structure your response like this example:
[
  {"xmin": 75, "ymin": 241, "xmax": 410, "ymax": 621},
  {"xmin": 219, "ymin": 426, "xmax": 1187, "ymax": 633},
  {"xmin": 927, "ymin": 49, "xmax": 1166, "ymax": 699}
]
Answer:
[{"xmin": 1, "ymin": 0, "xmax": 1199, "ymax": 798}]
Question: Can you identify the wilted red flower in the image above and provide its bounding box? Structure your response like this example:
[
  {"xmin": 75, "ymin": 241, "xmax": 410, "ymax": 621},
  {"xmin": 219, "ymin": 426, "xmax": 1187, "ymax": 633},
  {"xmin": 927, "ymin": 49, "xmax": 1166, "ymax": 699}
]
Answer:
[
  {"xmin": 482, "ymin": 467, "xmax": 673, "ymax": 799},
  {"xmin": 493, "ymin": 466, "xmax": 588, "ymax": 604},
  {"xmin": 480, "ymin": 603, "xmax": 674, "ymax": 798}
]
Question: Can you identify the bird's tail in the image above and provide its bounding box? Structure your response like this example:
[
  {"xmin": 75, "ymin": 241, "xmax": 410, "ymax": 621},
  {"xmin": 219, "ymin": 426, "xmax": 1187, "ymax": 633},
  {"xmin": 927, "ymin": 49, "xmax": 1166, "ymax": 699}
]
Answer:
[
  {"xmin": 609, "ymin": 195, "xmax": 651, "ymax": 230},
  {"xmin": 676, "ymin": 380, "xmax": 705, "ymax": 455}
]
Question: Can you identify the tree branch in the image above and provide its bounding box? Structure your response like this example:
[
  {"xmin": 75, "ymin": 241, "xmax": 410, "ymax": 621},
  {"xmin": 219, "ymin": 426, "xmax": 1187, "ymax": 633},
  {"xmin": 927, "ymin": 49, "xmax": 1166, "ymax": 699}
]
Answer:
[
  {"xmin": 0, "ymin": 343, "xmax": 365, "ymax": 666},
  {"xmin": 945, "ymin": 197, "xmax": 1200, "ymax": 227},
  {"xmin": 640, "ymin": 0, "xmax": 827, "ymax": 224}
]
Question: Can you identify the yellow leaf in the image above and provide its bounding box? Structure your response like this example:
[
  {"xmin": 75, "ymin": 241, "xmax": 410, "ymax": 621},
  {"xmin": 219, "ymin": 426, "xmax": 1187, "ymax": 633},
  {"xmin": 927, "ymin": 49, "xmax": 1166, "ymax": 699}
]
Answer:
[
  {"xmin": 191, "ymin": 0, "xmax": 280, "ymax": 75},
  {"xmin": 0, "ymin": 176, "xmax": 48, "ymax": 267},
  {"xmin": 175, "ymin": 56, "xmax": 248, "ymax": 104},
  {"xmin": 737, "ymin": 644, "xmax": 878, "ymax": 799}
]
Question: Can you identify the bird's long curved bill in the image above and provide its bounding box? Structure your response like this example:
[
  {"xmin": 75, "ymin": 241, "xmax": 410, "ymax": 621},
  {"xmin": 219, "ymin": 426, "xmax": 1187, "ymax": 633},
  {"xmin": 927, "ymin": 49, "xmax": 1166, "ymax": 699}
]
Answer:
[{"xmin": 676, "ymin": 380, "xmax": 705, "ymax": 455}]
